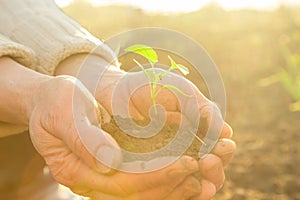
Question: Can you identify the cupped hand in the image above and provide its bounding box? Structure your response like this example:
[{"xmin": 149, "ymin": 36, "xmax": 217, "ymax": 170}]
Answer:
[
  {"xmin": 28, "ymin": 75, "xmax": 211, "ymax": 199},
  {"xmin": 96, "ymin": 68, "xmax": 236, "ymax": 198},
  {"xmin": 28, "ymin": 75, "xmax": 121, "ymax": 184},
  {"xmin": 55, "ymin": 54, "xmax": 236, "ymax": 199}
]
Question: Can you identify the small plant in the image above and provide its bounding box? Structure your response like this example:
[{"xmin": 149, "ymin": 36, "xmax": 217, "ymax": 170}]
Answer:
[
  {"xmin": 258, "ymin": 47, "xmax": 300, "ymax": 112},
  {"xmin": 125, "ymin": 44, "xmax": 205, "ymax": 144},
  {"xmin": 125, "ymin": 44, "xmax": 192, "ymax": 114}
]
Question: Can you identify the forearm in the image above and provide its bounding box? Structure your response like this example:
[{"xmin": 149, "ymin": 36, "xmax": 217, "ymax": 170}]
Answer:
[{"xmin": 0, "ymin": 57, "xmax": 51, "ymax": 128}]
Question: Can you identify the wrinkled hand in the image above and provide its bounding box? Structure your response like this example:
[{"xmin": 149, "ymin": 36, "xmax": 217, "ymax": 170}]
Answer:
[
  {"xmin": 28, "ymin": 75, "xmax": 215, "ymax": 199},
  {"xmin": 55, "ymin": 54, "xmax": 236, "ymax": 199},
  {"xmin": 96, "ymin": 68, "xmax": 236, "ymax": 197}
]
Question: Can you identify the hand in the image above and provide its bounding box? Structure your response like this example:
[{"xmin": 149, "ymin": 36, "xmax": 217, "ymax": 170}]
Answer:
[
  {"xmin": 56, "ymin": 54, "xmax": 236, "ymax": 199},
  {"xmin": 96, "ymin": 68, "xmax": 236, "ymax": 197},
  {"xmin": 28, "ymin": 75, "xmax": 211, "ymax": 199}
]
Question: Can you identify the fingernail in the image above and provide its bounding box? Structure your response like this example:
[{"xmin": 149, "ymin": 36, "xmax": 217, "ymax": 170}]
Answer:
[
  {"xmin": 181, "ymin": 157, "xmax": 199, "ymax": 172},
  {"xmin": 220, "ymin": 150, "xmax": 235, "ymax": 157},
  {"xmin": 217, "ymin": 182, "xmax": 224, "ymax": 191},
  {"xmin": 188, "ymin": 179, "xmax": 202, "ymax": 191},
  {"xmin": 96, "ymin": 145, "xmax": 115, "ymax": 173},
  {"xmin": 200, "ymin": 154, "xmax": 222, "ymax": 173},
  {"xmin": 183, "ymin": 179, "xmax": 201, "ymax": 198}
]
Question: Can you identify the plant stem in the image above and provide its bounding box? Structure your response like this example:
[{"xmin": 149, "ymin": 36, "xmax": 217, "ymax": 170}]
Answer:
[{"xmin": 152, "ymin": 95, "xmax": 157, "ymax": 114}]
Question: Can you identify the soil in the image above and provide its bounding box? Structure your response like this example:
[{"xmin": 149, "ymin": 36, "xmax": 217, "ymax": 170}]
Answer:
[
  {"xmin": 102, "ymin": 117, "xmax": 204, "ymax": 162},
  {"xmin": 212, "ymin": 80, "xmax": 300, "ymax": 200},
  {"xmin": 214, "ymin": 110, "xmax": 300, "ymax": 200}
]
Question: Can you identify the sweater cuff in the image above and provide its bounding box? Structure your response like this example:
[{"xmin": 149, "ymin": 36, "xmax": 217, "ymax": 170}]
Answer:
[
  {"xmin": 1, "ymin": 1, "xmax": 118, "ymax": 75},
  {"xmin": 0, "ymin": 34, "xmax": 36, "ymax": 69}
]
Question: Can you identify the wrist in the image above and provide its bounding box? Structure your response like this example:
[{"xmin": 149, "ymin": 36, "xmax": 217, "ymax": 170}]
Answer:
[
  {"xmin": 0, "ymin": 57, "xmax": 52, "ymax": 126},
  {"xmin": 19, "ymin": 72, "xmax": 53, "ymax": 125}
]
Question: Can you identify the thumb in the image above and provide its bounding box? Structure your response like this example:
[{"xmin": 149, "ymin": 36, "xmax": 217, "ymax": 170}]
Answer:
[
  {"xmin": 64, "ymin": 121, "xmax": 122, "ymax": 174},
  {"xmin": 70, "ymin": 78, "xmax": 122, "ymax": 174}
]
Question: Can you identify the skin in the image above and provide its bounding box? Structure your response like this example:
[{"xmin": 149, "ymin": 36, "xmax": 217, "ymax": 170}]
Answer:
[
  {"xmin": 0, "ymin": 54, "xmax": 236, "ymax": 200},
  {"xmin": 56, "ymin": 54, "xmax": 236, "ymax": 199}
]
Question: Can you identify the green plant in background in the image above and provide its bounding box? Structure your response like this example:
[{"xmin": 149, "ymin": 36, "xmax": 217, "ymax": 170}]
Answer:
[
  {"xmin": 125, "ymin": 44, "xmax": 192, "ymax": 114},
  {"xmin": 258, "ymin": 47, "xmax": 300, "ymax": 112}
]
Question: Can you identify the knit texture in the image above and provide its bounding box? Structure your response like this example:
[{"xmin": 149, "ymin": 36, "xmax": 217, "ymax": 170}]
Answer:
[
  {"xmin": 0, "ymin": 0, "xmax": 119, "ymax": 75},
  {"xmin": 0, "ymin": 0, "xmax": 118, "ymax": 136},
  {"xmin": 0, "ymin": 34, "xmax": 36, "ymax": 69}
]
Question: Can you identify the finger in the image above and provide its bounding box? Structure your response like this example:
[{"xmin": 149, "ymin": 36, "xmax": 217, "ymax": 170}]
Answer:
[
  {"xmin": 67, "ymin": 155, "xmax": 199, "ymax": 197},
  {"xmin": 198, "ymin": 154, "xmax": 225, "ymax": 191},
  {"xmin": 220, "ymin": 122, "xmax": 233, "ymax": 138},
  {"xmin": 212, "ymin": 138, "xmax": 236, "ymax": 166},
  {"xmin": 163, "ymin": 176, "xmax": 201, "ymax": 200},
  {"xmin": 157, "ymin": 78, "xmax": 231, "ymax": 141},
  {"xmin": 166, "ymin": 111, "xmax": 192, "ymax": 126},
  {"xmin": 61, "ymin": 121, "xmax": 122, "ymax": 174},
  {"xmin": 29, "ymin": 115, "xmax": 112, "ymax": 193},
  {"xmin": 130, "ymin": 84, "xmax": 178, "ymax": 119},
  {"xmin": 82, "ymin": 191, "xmax": 123, "ymax": 200},
  {"xmin": 52, "ymin": 82, "xmax": 122, "ymax": 174},
  {"xmin": 51, "ymin": 151, "xmax": 125, "ymax": 197},
  {"xmin": 166, "ymin": 111, "xmax": 181, "ymax": 124},
  {"xmin": 190, "ymin": 180, "xmax": 216, "ymax": 200},
  {"xmin": 195, "ymin": 102, "xmax": 225, "ymax": 159},
  {"xmin": 106, "ymin": 176, "xmax": 201, "ymax": 200},
  {"xmin": 114, "ymin": 156, "xmax": 199, "ymax": 194},
  {"xmin": 43, "ymin": 141, "xmax": 108, "ymax": 193},
  {"xmin": 129, "ymin": 98, "xmax": 145, "ymax": 121}
]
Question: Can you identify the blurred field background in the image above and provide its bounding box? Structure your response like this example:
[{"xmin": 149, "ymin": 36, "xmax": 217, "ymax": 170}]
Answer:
[{"xmin": 61, "ymin": 0, "xmax": 300, "ymax": 199}]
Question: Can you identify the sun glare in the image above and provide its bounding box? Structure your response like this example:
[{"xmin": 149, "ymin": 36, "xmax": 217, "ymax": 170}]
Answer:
[
  {"xmin": 215, "ymin": 0, "xmax": 279, "ymax": 10},
  {"xmin": 55, "ymin": 0, "xmax": 300, "ymax": 12}
]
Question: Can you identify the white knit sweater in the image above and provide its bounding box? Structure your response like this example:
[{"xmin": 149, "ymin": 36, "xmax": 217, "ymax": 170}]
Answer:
[{"xmin": 0, "ymin": 0, "xmax": 117, "ymax": 136}]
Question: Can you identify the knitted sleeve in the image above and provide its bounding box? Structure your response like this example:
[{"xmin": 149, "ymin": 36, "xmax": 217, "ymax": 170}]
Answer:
[
  {"xmin": 0, "ymin": 0, "xmax": 118, "ymax": 75},
  {"xmin": 0, "ymin": 34, "xmax": 36, "ymax": 69}
]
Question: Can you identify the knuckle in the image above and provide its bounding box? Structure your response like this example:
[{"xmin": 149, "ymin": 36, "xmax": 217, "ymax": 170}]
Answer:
[
  {"xmin": 72, "ymin": 133, "xmax": 84, "ymax": 155},
  {"xmin": 185, "ymin": 177, "xmax": 200, "ymax": 190},
  {"xmin": 107, "ymin": 180, "xmax": 131, "ymax": 197},
  {"xmin": 47, "ymin": 152, "xmax": 80, "ymax": 188},
  {"xmin": 200, "ymin": 154, "xmax": 222, "ymax": 173}
]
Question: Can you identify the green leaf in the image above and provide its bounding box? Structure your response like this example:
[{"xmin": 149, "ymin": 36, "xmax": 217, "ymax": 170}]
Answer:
[
  {"xmin": 125, "ymin": 44, "xmax": 158, "ymax": 64},
  {"xmin": 168, "ymin": 56, "xmax": 189, "ymax": 75},
  {"xmin": 160, "ymin": 85, "xmax": 193, "ymax": 97},
  {"xmin": 257, "ymin": 72, "xmax": 283, "ymax": 87}
]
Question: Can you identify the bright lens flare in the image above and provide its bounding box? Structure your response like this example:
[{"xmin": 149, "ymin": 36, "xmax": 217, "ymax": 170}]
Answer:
[{"xmin": 55, "ymin": 0, "xmax": 300, "ymax": 11}]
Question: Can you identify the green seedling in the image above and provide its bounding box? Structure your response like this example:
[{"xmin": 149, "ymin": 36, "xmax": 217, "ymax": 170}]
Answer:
[
  {"xmin": 125, "ymin": 44, "xmax": 205, "ymax": 145},
  {"xmin": 125, "ymin": 44, "xmax": 192, "ymax": 114},
  {"xmin": 258, "ymin": 47, "xmax": 300, "ymax": 112}
]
